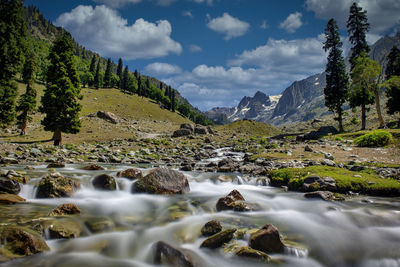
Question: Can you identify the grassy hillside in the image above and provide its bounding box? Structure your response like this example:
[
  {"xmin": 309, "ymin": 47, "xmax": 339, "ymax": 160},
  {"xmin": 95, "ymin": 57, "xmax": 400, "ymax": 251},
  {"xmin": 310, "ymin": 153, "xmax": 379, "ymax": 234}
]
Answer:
[{"xmin": 1, "ymin": 83, "xmax": 190, "ymax": 144}]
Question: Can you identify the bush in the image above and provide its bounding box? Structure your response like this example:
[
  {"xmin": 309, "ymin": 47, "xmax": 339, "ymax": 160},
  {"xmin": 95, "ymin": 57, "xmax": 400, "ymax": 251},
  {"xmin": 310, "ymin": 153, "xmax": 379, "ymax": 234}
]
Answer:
[{"xmin": 354, "ymin": 130, "xmax": 393, "ymax": 147}]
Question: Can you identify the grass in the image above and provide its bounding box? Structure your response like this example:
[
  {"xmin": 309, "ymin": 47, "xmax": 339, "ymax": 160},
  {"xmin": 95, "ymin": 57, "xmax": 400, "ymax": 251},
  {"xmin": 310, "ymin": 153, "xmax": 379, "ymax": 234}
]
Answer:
[
  {"xmin": 215, "ymin": 120, "xmax": 280, "ymax": 137},
  {"xmin": 270, "ymin": 166, "xmax": 400, "ymax": 197},
  {"xmin": 2, "ymin": 84, "xmax": 191, "ymax": 144}
]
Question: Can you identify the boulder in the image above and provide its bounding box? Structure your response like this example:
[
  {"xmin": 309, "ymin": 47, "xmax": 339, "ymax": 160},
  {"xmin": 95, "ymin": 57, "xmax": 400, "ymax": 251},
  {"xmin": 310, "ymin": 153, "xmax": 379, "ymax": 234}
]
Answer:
[
  {"xmin": 96, "ymin": 111, "xmax": 118, "ymax": 124},
  {"xmin": 321, "ymin": 159, "xmax": 336, "ymax": 167},
  {"xmin": 239, "ymin": 164, "xmax": 267, "ymax": 176},
  {"xmin": 85, "ymin": 216, "xmax": 114, "ymax": 233},
  {"xmin": 81, "ymin": 164, "xmax": 105, "ymax": 171},
  {"xmin": 0, "ymin": 226, "xmax": 49, "ymax": 260},
  {"xmin": 173, "ymin": 129, "xmax": 192, "ymax": 138},
  {"xmin": 0, "ymin": 177, "xmax": 21, "ymax": 195},
  {"xmin": 249, "ymin": 224, "xmax": 285, "ymax": 254},
  {"xmin": 235, "ymin": 246, "xmax": 271, "ymax": 262},
  {"xmin": 133, "ymin": 168, "xmax": 190, "ymax": 195},
  {"xmin": 117, "ymin": 168, "xmax": 142, "ymax": 180},
  {"xmin": 194, "ymin": 125, "xmax": 208, "ymax": 135},
  {"xmin": 180, "ymin": 124, "xmax": 195, "ymax": 133},
  {"xmin": 43, "ymin": 219, "xmax": 81, "ymax": 239},
  {"xmin": 201, "ymin": 220, "xmax": 222, "ymax": 236},
  {"xmin": 317, "ymin": 126, "xmax": 338, "ymax": 135},
  {"xmin": 47, "ymin": 162, "xmax": 65, "ymax": 168},
  {"xmin": 36, "ymin": 174, "xmax": 81, "ymax": 198},
  {"xmin": 92, "ymin": 174, "xmax": 116, "ymax": 191},
  {"xmin": 200, "ymin": 228, "xmax": 236, "ymax": 249},
  {"xmin": 153, "ymin": 241, "xmax": 194, "ymax": 267},
  {"xmin": 6, "ymin": 170, "xmax": 29, "ymax": 184},
  {"xmin": 0, "ymin": 194, "xmax": 25, "ymax": 204},
  {"xmin": 0, "ymin": 157, "xmax": 18, "ymax": 164},
  {"xmin": 216, "ymin": 190, "xmax": 252, "ymax": 212},
  {"xmin": 304, "ymin": 191, "xmax": 336, "ymax": 201},
  {"xmin": 49, "ymin": 203, "xmax": 81, "ymax": 216}
]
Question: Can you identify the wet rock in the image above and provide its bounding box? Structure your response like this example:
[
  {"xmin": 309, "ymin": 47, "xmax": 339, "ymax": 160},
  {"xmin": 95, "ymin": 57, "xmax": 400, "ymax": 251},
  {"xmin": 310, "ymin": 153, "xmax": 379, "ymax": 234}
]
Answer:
[
  {"xmin": 154, "ymin": 241, "xmax": 194, "ymax": 267},
  {"xmin": 0, "ymin": 194, "xmax": 25, "ymax": 204},
  {"xmin": 218, "ymin": 175, "xmax": 233, "ymax": 182},
  {"xmin": 44, "ymin": 219, "xmax": 81, "ymax": 239},
  {"xmin": 81, "ymin": 164, "xmax": 105, "ymax": 171},
  {"xmin": 85, "ymin": 216, "xmax": 114, "ymax": 233},
  {"xmin": 117, "ymin": 168, "xmax": 143, "ymax": 180},
  {"xmin": 200, "ymin": 228, "xmax": 237, "ymax": 249},
  {"xmin": 0, "ymin": 157, "xmax": 18, "ymax": 164},
  {"xmin": 304, "ymin": 191, "xmax": 336, "ymax": 201},
  {"xmin": 235, "ymin": 246, "xmax": 271, "ymax": 262},
  {"xmin": 180, "ymin": 164, "xmax": 193, "ymax": 171},
  {"xmin": 249, "ymin": 224, "xmax": 285, "ymax": 254},
  {"xmin": 216, "ymin": 190, "xmax": 253, "ymax": 212},
  {"xmin": 201, "ymin": 220, "xmax": 222, "ymax": 236},
  {"xmin": 0, "ymin": 226, "xmax": 49, "ymax": 260},
  {"xmin": 36, "ymin": 174, "xmax": 81, "ymax": 198},
  {"xmin": 0, "ymin": 177, "xmax": 21, "ymax": 195},
  {"xmin": 49, "ymin": 203, "xmax": 81, "ymax": 216},
  {"xmin": 6, "ymin": 170, "xmax": 29, "ymax": 184},
  {"xmin": 47, "ymin": 162, "xmax": 65, "ymax": 168},
  {"xmin": 239, "ymin": 164, "xmax": 267, "ymax": 176},
  {"xmin": 133, "ymin": 167, "xmax": 190, "ymax": 195},
  {"xmin": 29, "ymin": 148, "xmax": 42, "ymax": 157},
  {"xmin": 96, "ymin": 111, "xmax": 118, "ymax": 124},
  {"xmin": 92, "ymin": 174, "xmax": 116, "ymax": 191},
  {"xmin": 173, "ymin": 129, "xmax": 192, "ymax": 138}
]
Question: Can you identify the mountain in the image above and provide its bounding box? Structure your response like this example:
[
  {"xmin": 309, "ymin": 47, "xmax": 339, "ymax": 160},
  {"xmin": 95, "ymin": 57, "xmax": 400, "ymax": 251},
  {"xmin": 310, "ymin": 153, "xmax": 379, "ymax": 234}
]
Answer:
[
  {"xmin": 205, "ymin": 91, "xmax": 281, "ymax": 124},
  {"xmin": 207, "ymin": 32, "xmax": 400, "ymax": 126}
]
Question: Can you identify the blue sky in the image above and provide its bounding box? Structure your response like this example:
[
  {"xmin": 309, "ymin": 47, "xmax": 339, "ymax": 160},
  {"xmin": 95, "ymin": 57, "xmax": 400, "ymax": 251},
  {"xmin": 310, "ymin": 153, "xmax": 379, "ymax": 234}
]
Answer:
[{"xmin": 26, "ymin": 0, "xmax": 400, "ymax": 111}]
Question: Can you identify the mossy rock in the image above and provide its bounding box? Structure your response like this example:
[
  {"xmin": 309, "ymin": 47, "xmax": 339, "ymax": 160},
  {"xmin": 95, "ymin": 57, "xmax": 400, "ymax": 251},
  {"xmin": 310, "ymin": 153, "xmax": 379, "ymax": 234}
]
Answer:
[
  {"xmin": 36, "ymin": 175, "xmax": 81, "ymax": 198},
  {"xmin": 43, "ymin": 219, "xmax": 82, "ymax": 239},
  {"xmin": 85, "ymin": 216, "xmax": 115, "ymax": 233},
  {"xmin": 0, "ymin": 226, "xmax": 49, "ymax": 261},
  {"xmin": 200, "ymin": 228, "xmax": 237, "ymax": 249},
  {"xmin": 0, "ymin": 194, "xmax": 25, "ymax": 204},
  {"xmin": 235, "ymin": 246, "xmax": 271, "ymax": 262},
  {"xmin": 48, "ymin": 203, "xmax": 81, "ymax": 216}
]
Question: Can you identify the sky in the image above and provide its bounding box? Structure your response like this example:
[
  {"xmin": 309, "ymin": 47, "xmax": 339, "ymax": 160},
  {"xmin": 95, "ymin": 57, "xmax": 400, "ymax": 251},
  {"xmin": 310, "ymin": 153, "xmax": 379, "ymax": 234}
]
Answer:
[{"xmin": 25, "ymin": 0, "xmax": 400, "ymax": 111}]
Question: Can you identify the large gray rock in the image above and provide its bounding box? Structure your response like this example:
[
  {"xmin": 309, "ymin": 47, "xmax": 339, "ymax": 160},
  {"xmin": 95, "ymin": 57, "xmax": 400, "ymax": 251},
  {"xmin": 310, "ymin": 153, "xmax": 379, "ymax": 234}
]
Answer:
[
  {"xmin": 194, "ymin": 125, "xmax": 208, "ymax": 135},
  {"xmin": 96, "ymin": 111, "xmax": 118, "ymax": 124},
  {"xmin": 132, "ymin": 168, "xmax": 190, "ymax": 194},
  {"xmin": 117, "ymin": 168, "xmax": 142, "ymax": 180},
  {"xmin": 200, "ymin": 228, "xmax": 236, "ymax": 249},
  {"xmin": 153, "ymin": 241, "xmax": 194, "ymax": 267},
  {"xmin": 36, "ymin": 173, "xmax": 81, "ymax": 198},
  {"xmin": 249, "ymin": 224, "xmax": 285, "ymax": 254},
  {"xmin": 92, "ymin": 174, "xmax": 116, "ymax": 191},
  {"xmin": 173, "ymin": 129, "xmax": 192, "ymax": 138},
  {"xmin": 180, "ymin": 124, "xmax": 194, "ymax": 133},
  {"xmin": 0, "ymin": 177, "xmax": 21, "ymax": 195}
]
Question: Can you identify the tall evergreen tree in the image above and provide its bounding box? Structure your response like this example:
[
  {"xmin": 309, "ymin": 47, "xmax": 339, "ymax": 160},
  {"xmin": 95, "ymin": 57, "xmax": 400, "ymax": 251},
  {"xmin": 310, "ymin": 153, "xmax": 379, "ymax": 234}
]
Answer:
[
  {"xmin": 323, "ymin": 19, "xmax": 349, "ymax": 132},
  {"xmin": 122, "ymin": 66, "xmax": 129, "ymax": 90},
  {"xmin": 117, "ymin": 58, "xmax": 123, "ymax": 88},
  {"xmin": 137, "ymin": 76, "xmax": 142, "ymax": 96},
  {"xmin": 0, "ymin": 0, "xmax": 27, "ymax": 128},
  {"xmin": 94, "ymin": 61, "xmax": 101, "ymax": 89},
  {"xmin": 104, "ymin": 58, "xmax": 112, "ymax": 88},
  {"xmin": 17, "ymin": 49, "xmax": 37, "ymax": 135},
  {"xmin": 88, "ymin": 55, "xmax": 97, "ymax": 87},
  {"xmin": 171, "ymin": 89, "xmax": 175, "ymax": 112},
  {"xmin": 347, "ymin": 2, "xmax": 370, "ymax": 71},
  {"xmin": 134, "ymin": 69, "xmax": 139, "ymax": 79},
  {"xmin": 385, "ymin": 46, "xmax": 400, "ymax": 79},
  {"xmin": 349, "ymin": 53, "xmax": 380, "ymax": 130},
  {"xmin": 40, "ymin": 33, "xmax": 82, "ymax": 146}
]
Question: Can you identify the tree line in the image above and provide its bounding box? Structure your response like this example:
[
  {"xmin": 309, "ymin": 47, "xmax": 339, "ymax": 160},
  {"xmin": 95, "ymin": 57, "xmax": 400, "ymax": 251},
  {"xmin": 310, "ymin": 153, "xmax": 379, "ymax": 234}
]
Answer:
[
  {"xmin": 0, "ymin": 0, "xmax": 211, "ymax": 145},
  {"xmin": 323, "ymin": 2, "xmax": 400, "ymax": 132}
]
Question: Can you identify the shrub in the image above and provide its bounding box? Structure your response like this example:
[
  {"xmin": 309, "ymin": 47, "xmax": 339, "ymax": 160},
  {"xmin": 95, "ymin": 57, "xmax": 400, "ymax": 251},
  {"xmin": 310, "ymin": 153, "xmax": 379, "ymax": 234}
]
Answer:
[
  {"xmin": 350, "ymin": 117, "xmax": 359, "ymax": 125},
  {"xmin": 335, "ymin": 136, "xmax": 343, "ymax": 141},
  {"xmin": 354, "ymin": 130, "xmax": 393, "ymax": 147}
]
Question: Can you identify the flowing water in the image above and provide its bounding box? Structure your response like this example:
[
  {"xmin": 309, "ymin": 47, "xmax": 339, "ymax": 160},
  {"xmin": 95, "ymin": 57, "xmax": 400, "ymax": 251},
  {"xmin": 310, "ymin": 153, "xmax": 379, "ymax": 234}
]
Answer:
[{"xmin": 1, "ymin": 161, "xmax": 400, "ymax": 267}]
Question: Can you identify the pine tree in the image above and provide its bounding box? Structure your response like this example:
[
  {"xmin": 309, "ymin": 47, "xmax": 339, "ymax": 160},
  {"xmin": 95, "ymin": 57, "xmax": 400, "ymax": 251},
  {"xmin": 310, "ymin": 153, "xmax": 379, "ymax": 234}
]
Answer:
[
  {"xmin": 0, "ymin": 0, "xmax": 27, "ymax": 128},
  {"xmin": 171, "ymin": 89, "xmax": 176, "ymax": 112},
  {"xmin": 104, "ymin": 58, "xmax": 112, "ymax": 88},
  {"xmin": 323, "ymin": 19, "xmax": 349, "ymax": 132},
  {"xmin": 137, "ymin": 76, "xmax": 142, "ymax": 96},
  {"xmin": 94, "ymin": 61, "xmax": 101, "ymax": 89},
  {"xmin": 17, "ymin": 49, "xmax": 37, "ymax": 135},
  {"xmin": 134, "ymin": 69, "xmax": 139, "ymax": 79},
  {"xmin": 349, "ymin": 53, "xmax": 380, "ymax": 130},
  {"xmin": 117, "ymin": 58, "xmax": 123, "ymax": 88},
  {"xmin": 40, "ymin": 33, "xmax": 82, "ymax": 146},
  {"xmin": 385, "ymin": 46, "xmax": 400, "ymax": 79},
  {"xmin": 347, "ymin": 2, "xmax": 370, "ymax": 71},
  {"xmin": 88, "ymin": 55, "xmax": 97, "ymax": 87},
  {"xmin": 168, "ymin": 86, "xmax": 173, "ymax": 111},
  {"xmin": 122, "ymin": 66, "xmax": 129, "ymax": 90}
]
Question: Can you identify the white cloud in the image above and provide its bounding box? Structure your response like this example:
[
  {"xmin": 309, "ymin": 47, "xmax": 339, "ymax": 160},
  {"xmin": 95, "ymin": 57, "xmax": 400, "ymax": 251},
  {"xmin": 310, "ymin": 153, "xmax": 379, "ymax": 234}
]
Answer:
[
  {"xmin": 260, "ymin": 20, "xmax": 268, "ymax": 30},
  {"xmin": 279, "ymin": 12, "xmax": 303, "ymax": 33},
  {"xmin": 207, "ymin": 13, "xmax": 250, "ymax": 40},
  {"xmin": 56, "ymin": 5, "xmax": 182, "ymax": 60},
  {"xmin": 306, "ymin": 0, "xmax": 400, "ymax": 36},
  {"xmin": 144, "ymin": 62, "xmax": 182, "ymax": 76},
  {"xmin": 93, "ymin": 0, "xmax": 142, "ymax": 8},
  {"xmin": 182, "ymin": 10, "xmax": 193, "ymax": 18},
  {"xmin": 189, "ymin": 44, "xmax": 202, "ymax": 52}
]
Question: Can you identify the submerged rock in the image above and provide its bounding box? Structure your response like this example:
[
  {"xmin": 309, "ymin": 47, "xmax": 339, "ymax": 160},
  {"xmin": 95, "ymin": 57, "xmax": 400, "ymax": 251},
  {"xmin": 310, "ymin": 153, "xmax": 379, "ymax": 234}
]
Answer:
[
  {"xmin": 44, "ymin": 219, "xmax": 81, "ymax": 239},
  {"xmin": 47, "ymin": 162, "xmax": 66, "ymax": 168},
  {"xmin": 249, "ymin": 224, "xmax": 285, "ymax": 254},
  {"xmin": 304, "ymin": 191, "xmax": 336, "ymax": 201},
  {"xmin": 153, "ymin": 241, "xmax": 194, "ymax": 267},
  {"xmin": 201, "ymin": 220, "xmax": 222, "ymax": 236},
  {"xmin": 49, "ymin": 203, "xmax": 81, "ymax": 216},
  {"xmin": 81, "ymin": 164, "xmax": 105, "ymax": 171},
  {"xmin": 85, "ymin": 216, "xmax": 114, "ymax": 233},
  {"xmin": 0, "ymin": 177, "xmax": 21, "ymax": 195},
  {"xmin": 235, "ymin": 246, "xmax": 271, "ymax": 262},
  {"xmin": 133, "ymin": 167, "xmax": 190, "ymax": 195},
  {"xmin": 200, "ymin": 228, "xmax": 236, "ymax": 249},
  {"xmin": 92, "ymin": 174, "xmax": 116, "ymax": 191},
  {"xmin": 0, "ymin": 226, "xmax": 49, "ymax": 261},
  {"xmin": 36, "ymin": 174, "xmax": 81, "ymax": 198},
  {"xmin": 0, "ymin": 194, "xmax": 25, "ymax": 204},
  {"xmin": 216, "ymin": 190, "xmax": 254, "ymax": 212},
  {"xmin": 117, "ymin": 168, "xmax": 142, "ymax": 180}
]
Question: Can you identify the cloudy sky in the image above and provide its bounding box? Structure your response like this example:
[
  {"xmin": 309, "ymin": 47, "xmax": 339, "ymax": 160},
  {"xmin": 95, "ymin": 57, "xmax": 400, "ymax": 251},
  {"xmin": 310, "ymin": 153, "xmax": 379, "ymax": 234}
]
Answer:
[{"xmin": 26, "ymin": 0, "xmax": 400, "ymax": 111}]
